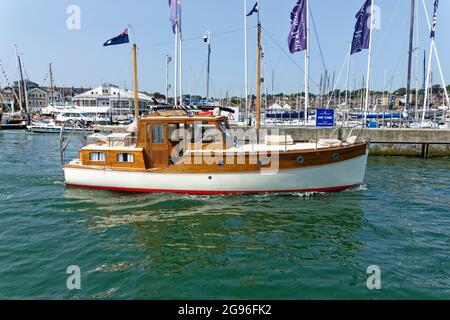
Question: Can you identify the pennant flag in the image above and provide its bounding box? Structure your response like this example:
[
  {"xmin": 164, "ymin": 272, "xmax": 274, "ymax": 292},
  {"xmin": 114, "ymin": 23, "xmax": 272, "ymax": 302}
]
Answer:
[
  {"xmin": 169, "ymin": 0, "xmax": 182, "ymax": 34},
  {"xmin": 430, "ymin": 0, "xmax": 439, "ymax": 39},
  {"xmin": 103, "ymin": 29, "xmax": 129, "ymax": 47},
  {"xmin": 246, "ymin": 2, "xmax": 259, "ymax": 17},
  {"xmin": 350, "ymin": 0, "xmax": 372, "ymax": 55},
  {"xmin": 288, "ymin": 0, "xmax": 307, "ymax": 54}
]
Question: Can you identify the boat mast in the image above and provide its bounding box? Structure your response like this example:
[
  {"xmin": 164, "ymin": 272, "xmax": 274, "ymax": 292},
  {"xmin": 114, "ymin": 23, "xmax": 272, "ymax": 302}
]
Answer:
[
  {"xmin": 19, "ymin": 56, "xmax": 29, "ymax": 115},
  {"xmin": 363, "ymin": 0, "xmax": 375, "ymax": 126},
  {"xmin": 406, "ymin": 0, "xmax": 416, "ymax": 113},
  {"xmin": 174, "ymin": 24, "xmax": 178, "ymax": 106},
  {"xmin": 344, "ymin": 44, "xmax": 352, "ymax": 107},
  {"xmin": 204, "ymin": 31, "xmax": 211, "ymax": 101},
  {"xmin": 14, "ymin": 45, "xmax": 23, "ymax": 113},
  {"xmin": 255, "ymin": 5, "xmax": 262, "ymax": 131},
  {"xmin": 0, "ymin": 82, "xmax": 4, "ymax": 113},
  {"xmin": 176, "ymin": 0, "xmax": 183, "ymax": 106},
  {"xmin": 304, "ymin": 0, "xmax": 310, "ymax": 124},
  {"xmin": 49, "ymin": 63, "xmax": 54, "ymax": 106},
  {"xmin": 165, "ymin": 55, "xmax": 171, "ymax": 104},
  {"xmin": 132, "ymin": 43, "xmax": 139, "ymax": 129},
  {"xmin": 244, "ymin": 0, "xmax": 249, "ymax": 124}
]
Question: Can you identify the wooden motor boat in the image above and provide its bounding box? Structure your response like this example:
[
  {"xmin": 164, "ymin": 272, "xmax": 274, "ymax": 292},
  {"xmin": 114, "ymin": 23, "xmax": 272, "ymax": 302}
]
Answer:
[{"xmin": 63, "ymin": 109, "xmax": 368, "ymax": 194}]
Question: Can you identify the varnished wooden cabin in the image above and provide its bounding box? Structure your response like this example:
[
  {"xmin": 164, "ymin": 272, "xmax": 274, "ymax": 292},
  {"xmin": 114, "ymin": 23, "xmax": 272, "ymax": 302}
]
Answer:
[{"xmin": 71, "ymin": 110, "xmax": 368, "ymax": 174}]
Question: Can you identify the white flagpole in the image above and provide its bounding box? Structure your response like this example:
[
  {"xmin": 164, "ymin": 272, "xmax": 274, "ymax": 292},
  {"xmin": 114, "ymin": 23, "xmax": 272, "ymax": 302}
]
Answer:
[
  {"xmin": 363, "ymin": 0, "xmax": 375, "ymax": 127},
  {"xmin": 244, "ymin": 0, "xmax": 249, "ymax": 123},
  {"xmin": 304, "ymin": 0, "xmax": 310, "ymax": 125}
]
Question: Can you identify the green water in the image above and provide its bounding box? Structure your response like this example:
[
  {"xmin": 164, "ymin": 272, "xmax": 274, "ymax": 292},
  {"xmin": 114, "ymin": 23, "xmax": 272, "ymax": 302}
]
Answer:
[{"xmin": 0, "ymin": 130, "xmax": 449, "ymax": 299}]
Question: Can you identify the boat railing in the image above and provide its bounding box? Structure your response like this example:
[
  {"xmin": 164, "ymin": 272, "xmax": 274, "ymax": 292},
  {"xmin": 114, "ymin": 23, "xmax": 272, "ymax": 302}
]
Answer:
[
  {"xmin": 59, "ymin": 121, "xmax": 89, "ymax": 166},
  {"xmin": 342, "ymin": 124, "xmax": 366, "ymax": 143},
  {"xmin": 328, "ymin": 124, "xmax": 366, "ymax": 144}
]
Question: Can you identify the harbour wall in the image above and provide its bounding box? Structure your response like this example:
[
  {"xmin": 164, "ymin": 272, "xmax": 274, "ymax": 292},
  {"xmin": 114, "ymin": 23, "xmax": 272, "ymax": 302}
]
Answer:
[{"xmin": 265, "ymin": 127, "xmax": 450, "ymax": 158}]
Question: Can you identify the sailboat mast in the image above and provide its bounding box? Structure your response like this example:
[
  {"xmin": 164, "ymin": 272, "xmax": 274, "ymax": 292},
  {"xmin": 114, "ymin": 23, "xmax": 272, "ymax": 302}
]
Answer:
[
  {"xmin": 19, "ymin": 55, "xmax": 29, "ymax": 114},
  {"xmin": 406, "ymin": 0, "xmax": 416, "ymax": 111},
  {"xmin": 255, "ymin": 16, "xmax": 262, "ymax": 131},
  {"xmin": 0, "ymin": 82, "xmax": 4, "ymax": 113},
  {"xmin": 179, "ymin": 25, "xmax": 183, "ymax": 105},
  {"xmin": 132, "ymin": 43, "xmax": 139, "ymax": 127},
  {"xmin": 244, "ymin": 0, "xmax": 249, "ymax": 124},
  {"xmin": 345, "ymin": 44, "xmax": 352, "ymax": 106},
  {"xmin": 14, "ymin": 45, "xmax": 23, "ymax": 113},
  {"xmin": 49, "ymin": 63, "xmax": 54, "ymax": 106}
]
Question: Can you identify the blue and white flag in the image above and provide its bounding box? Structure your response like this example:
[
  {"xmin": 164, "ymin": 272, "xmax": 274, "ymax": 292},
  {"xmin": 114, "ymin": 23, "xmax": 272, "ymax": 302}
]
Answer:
[
  {"xmin": 350, "ymin": 0, "xmax": 372, "ymax": 55},
  {"xmin": 103, "ymin": 29, "xmax": 129, "ymax": 47},
  {"xmin": 246, "ymin": 2, "xmax": 259, "ymax": 17},
  {"xmin": 169, "ymin": 0, "xmax": 182, "ymax": 34},
  {"xmin": 430, "ymin": 0, "xmax": 439, "ymax": 39},
  {"xmin": 288, "ymin": 0, "xmax": 307, "ymax": 54}
]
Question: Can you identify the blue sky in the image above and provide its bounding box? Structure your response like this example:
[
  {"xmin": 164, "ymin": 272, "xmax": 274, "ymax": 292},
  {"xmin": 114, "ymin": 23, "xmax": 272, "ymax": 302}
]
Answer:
[{"xmin": 1, "ymin": 0, "xmax": 449, "ymax": 97}]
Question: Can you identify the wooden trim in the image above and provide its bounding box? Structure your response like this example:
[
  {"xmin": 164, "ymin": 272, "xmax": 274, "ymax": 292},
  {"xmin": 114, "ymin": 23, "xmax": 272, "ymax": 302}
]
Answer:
[{"xmin": 71, "ymin": 141, "xmax": 368, "ymax": 174}]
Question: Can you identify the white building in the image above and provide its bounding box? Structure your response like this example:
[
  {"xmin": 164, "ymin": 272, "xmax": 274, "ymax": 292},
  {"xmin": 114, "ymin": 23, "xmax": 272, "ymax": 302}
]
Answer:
[{"xmin": 72, "ymin": 83, "xmax": 153, "ymax": 115}]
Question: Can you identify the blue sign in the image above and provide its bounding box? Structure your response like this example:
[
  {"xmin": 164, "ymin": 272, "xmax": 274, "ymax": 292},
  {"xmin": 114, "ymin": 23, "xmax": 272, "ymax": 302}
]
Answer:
[{"xmin": 316, "ymin": 109, "xmax": 334, "ymax": 127}]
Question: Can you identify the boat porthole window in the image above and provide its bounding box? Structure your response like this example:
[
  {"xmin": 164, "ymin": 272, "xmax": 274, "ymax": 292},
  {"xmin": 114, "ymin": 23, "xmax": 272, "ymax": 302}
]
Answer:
[
  {"xmin": 332, "ymin": 152, "xmax": 340, "ymax": 160},
  {"xmin": 216, "ymin": 160, "xmax": 224, "ymax": 167},
  {"xmin": 258, "ymin": 158, "xmax": 270, "ymax": 167},
  {"xmin": 208, "ymin": 176, "xmax": 212, "ymax": 180},
  {"xmin": 89, "ymin": 152, "xmax": 106, "ymax": 162},
  {"xmin": 296, "ymin": 156, "xmax": 304, "ymax": 164}
]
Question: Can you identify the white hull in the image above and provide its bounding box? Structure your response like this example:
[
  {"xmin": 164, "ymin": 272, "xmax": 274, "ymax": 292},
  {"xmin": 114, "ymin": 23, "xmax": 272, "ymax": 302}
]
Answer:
[{"xmin": 64, "ymin": 154, "xmax": 368, "ymax": 194}]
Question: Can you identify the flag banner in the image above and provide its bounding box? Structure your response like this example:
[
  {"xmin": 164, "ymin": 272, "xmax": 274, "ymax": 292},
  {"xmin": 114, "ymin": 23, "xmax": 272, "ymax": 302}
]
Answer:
[
  {"xmin": 169, "ymin": 0, "xmax": 182, "ymax": 34},
  {"xmin": 350, "ymin": 0, "xmax": 372, "ymax": 55},
  {"xmin": 103, "ymin": 29, "xmax": 129, "ymax": 47},
  {"xmin": 288, "ymin": 0, "xmax": 307, "ymax": 54},
  {"xmin": 430, "ymin": 0, "xmax": 439, "ymax": 39},
  {"xmin": 246, "ymin": 2, "xmax": 259, "ymax": 17}
]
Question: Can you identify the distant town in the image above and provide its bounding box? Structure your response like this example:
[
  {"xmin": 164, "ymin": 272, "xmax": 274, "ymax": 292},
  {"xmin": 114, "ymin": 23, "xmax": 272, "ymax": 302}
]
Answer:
[{"xmin": 2, "ymin": 79, "xmax": 450, "ymax": 118}]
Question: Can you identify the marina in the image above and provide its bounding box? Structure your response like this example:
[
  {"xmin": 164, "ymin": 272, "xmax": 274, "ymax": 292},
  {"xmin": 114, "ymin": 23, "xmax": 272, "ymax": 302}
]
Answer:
[{"xmin": 0, "ymin": 0, "xmax": 449, "ymax": 302}]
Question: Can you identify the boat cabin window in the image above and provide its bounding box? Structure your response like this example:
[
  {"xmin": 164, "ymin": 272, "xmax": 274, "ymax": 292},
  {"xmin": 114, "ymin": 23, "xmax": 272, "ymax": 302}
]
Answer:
[
  {"xmin": 186, "ymin": 121, "xmax": 219, "ymax": 143},
  {"xmin": 117, "ymin": 153, "xmax": 134, "ymax": 163},
  {"xmin": 152, "ymin": 125, "xmax": 165, "ymax": 144},
  {"xmin": 90, "ymin": 152, "xmax": 106, "ymax": 162}
]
